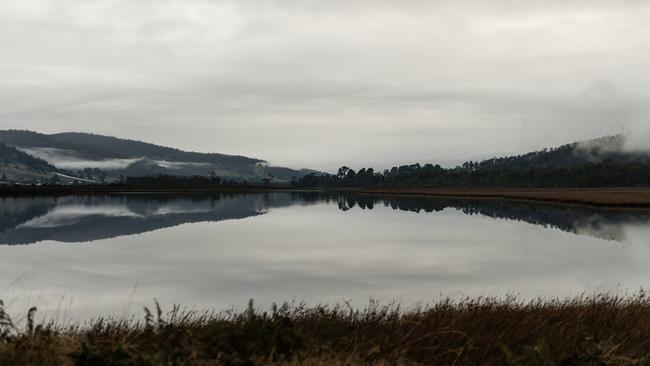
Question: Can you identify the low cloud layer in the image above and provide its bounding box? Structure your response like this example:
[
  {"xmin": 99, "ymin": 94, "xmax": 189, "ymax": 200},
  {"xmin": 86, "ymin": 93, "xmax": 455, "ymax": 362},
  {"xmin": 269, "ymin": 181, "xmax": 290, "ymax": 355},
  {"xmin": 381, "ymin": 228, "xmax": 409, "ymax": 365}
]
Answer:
[
  {"xmin": 1, "ymin": 0, "xmax": 649, "ymax": 171},
  {"xmin": 19, "ymin": 148, "xmax": 141, "ymax": 170}
]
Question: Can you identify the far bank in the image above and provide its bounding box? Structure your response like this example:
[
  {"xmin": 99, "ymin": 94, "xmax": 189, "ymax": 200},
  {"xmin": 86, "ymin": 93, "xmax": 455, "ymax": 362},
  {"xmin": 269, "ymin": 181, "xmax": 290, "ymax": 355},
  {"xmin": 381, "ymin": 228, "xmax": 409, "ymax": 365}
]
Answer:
[{"xmin": 2, "ymin": 185, "xmax": 650, "ymax": 208}]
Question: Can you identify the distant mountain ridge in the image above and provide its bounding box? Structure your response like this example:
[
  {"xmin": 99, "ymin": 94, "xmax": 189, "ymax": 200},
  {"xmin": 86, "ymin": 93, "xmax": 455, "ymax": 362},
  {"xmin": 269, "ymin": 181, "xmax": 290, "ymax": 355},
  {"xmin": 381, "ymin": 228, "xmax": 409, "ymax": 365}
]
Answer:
[
  {"xmin": 1, "ymin": 130, "xmax": 647, "ymax": 185},
  {"xmin": 0, "ymin": 130, "xmax": 316, "ymax": 182}
]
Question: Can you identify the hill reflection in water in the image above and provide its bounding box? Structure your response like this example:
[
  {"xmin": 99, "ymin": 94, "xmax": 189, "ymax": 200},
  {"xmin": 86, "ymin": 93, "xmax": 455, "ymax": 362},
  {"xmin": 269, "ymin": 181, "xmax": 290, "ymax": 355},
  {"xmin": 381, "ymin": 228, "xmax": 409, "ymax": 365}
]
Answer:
[{"xmin": 0, "ymin": 192, "xmax": 648, "ymax": 244}]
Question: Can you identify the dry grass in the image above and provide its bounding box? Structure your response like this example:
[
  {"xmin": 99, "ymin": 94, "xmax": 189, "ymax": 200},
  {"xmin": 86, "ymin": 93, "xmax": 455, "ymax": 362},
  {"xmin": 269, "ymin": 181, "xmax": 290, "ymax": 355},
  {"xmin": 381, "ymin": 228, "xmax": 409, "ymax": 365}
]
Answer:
[
  {"xmin": 356, "ymin": 188, "xmax": 650, "ymax": 208},
  {"xmin": 2, "ymin": 294, "xmax": 650, "ymax": 365}
]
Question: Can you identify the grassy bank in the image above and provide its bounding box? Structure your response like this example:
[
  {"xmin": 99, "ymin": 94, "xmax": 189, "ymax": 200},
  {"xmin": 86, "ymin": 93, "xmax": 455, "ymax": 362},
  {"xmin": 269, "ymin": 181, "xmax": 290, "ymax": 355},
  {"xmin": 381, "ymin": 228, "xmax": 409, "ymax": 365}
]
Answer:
[{"xmin": 3, "ymin": 294, "xmax": 650, "ymax": 365}]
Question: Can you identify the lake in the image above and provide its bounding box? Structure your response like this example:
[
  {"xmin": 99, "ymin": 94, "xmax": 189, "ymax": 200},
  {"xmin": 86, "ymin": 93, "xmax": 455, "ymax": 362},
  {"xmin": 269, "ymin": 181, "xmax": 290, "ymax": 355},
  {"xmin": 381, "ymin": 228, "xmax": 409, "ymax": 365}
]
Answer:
[{"xmin": 1, "ymin": 192, "xmax": 650, "ymax": 321}]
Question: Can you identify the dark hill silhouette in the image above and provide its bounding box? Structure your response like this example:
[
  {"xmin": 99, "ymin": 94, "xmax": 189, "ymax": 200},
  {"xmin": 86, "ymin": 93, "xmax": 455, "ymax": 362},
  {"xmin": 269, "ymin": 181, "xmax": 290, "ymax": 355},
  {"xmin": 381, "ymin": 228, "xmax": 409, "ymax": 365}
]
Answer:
[
  {"xmin": 476, "ymin": 135, "xmax": 649, "ymax": 171},
  {"xmin": 295, "ymin": 134, "xmax": 650, "ymax": 188},
  {"xmin": 0, "ymin": 142, "xmax": 59, "ymax": 182},
  {"xmin": 0, "ymin": 130, "xmax": 316, "ymax": 181},
  {"xmin": 3, "ymin": 130, "xmax": 647, "ymax": 186},
  {"xmin": 0, "ymin": 142, "xmax": 56, "ymax": 171}
]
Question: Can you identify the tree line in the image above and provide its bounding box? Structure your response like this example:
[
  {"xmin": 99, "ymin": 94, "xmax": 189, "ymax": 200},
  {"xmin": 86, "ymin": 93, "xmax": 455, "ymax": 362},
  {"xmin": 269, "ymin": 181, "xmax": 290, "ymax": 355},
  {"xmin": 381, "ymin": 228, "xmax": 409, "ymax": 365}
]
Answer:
[
  {"xmin": 292, "ymin": 160, "xmax": 650, "ymax": 188},
  {"xmin": 123, "ymin": 174, "xmax": 248, "ymax": 188}
]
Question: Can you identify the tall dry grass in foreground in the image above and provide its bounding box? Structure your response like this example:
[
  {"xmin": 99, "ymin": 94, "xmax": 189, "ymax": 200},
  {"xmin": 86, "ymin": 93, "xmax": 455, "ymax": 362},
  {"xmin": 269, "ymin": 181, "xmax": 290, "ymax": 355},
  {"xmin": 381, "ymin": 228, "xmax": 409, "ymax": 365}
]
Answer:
[{"xmin": 2, "ymin": 294, "xmax": 650, "ymax": 365}]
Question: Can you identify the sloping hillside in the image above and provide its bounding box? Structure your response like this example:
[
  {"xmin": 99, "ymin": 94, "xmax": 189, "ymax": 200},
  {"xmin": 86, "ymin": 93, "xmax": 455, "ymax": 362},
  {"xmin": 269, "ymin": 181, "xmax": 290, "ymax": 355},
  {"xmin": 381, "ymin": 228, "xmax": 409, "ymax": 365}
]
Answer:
[
  {"xmin": 0, "ymin": 142, "xmax": 58, "ymax": 182},
  {"xmin": 0, "ymin": 130, "xmax": 313, "ymax": 181},
  {"xmin": 476, "ymin": 135, "xmax": 647, "ymax": 171}
]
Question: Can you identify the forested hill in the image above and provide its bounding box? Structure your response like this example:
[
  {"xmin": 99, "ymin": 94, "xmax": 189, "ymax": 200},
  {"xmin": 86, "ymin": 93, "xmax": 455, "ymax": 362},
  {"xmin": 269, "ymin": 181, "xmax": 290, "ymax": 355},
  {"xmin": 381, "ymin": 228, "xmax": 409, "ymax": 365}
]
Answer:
[
  {"xmin": 0, "ymin": 130, "xmax": 263, "ymax": 169},
  {"xmin": 294, "ymin": 135, "xmax": 650, "ymax": 188},
  {"xmin": 0, "ymin": 143, "xmax": 59, "ymax": 182},
  {"xmin": 0, "ymin": 130, "xmax": 315, "ymax": 181},
  {"xmin": 475, "ymin": 135, "xmax": 648, "ymax": 171}
]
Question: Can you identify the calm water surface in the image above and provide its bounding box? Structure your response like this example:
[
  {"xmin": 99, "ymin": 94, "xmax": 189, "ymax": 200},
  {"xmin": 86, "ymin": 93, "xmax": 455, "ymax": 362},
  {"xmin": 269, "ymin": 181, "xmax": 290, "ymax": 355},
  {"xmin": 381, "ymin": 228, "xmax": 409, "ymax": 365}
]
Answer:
[{"xmin": 1, "ymin": 192, "xmax": 650, "ymax": 320}]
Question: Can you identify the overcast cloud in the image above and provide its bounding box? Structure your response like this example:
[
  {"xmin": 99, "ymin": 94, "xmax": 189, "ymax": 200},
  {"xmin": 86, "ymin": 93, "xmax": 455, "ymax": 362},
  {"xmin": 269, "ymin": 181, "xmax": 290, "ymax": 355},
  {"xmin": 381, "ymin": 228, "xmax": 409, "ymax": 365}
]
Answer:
[{"xmin": 1, "ymin": 0, "xmax": 649, "ymax": 171}]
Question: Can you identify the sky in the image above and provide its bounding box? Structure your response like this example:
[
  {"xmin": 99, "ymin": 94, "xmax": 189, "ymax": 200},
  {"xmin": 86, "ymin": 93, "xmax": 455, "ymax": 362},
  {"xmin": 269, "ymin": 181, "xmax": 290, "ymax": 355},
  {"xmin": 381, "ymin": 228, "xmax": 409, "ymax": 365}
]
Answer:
[{"xmin": 1, "ymin": 0, "xmax": 649, "ymax": 172}]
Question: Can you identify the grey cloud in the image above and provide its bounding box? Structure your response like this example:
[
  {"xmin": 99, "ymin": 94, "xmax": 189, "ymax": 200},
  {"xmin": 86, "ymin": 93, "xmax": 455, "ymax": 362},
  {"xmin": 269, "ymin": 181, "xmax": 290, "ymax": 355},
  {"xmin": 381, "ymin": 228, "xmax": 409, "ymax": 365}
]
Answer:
[{"xmin": 1, "ymin": 0, "xmax": 649, "ymax": 171}]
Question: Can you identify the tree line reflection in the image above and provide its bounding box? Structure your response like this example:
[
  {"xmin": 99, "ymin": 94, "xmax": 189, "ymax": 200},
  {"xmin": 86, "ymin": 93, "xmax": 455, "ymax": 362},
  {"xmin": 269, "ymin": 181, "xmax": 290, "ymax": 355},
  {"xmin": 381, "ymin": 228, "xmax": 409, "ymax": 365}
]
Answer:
[
  {"xmin": 0, "ymin": 192, "xmax": 648, "ymax": 244},
  {"xmin": 293, "ymin": 192, "xmax": 650, "ymax": 242}
]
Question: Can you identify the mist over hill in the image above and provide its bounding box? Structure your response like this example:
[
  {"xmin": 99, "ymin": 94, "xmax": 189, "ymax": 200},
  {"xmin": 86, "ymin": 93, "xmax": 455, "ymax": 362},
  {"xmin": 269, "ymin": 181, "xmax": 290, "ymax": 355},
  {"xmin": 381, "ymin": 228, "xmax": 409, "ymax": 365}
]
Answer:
[
  {"xmin": 295, "ymin": 134, "xmax": 650, "ymax": 188},
  {"xmin": 1, "ymin": 130, "xmax": 649, "ymax": 187},
  {"xmin": 476, "ymin": 135, "xmax": 650, "ymax": 171},
  {"xmin": 0, "ymin": 142, "xmax": 60, "ymax": 182},
  {"xmin": 0, "ymin": 130, "xmax": 316, "ymax": 182}
]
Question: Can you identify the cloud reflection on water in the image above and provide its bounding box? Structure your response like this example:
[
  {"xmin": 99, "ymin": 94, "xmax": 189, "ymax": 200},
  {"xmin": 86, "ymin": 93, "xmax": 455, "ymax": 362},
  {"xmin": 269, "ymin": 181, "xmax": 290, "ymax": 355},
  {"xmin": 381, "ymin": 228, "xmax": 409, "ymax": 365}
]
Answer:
[
  {"xmin": 1, "ymin": 192, "xmax": 647, "ymax": 244},
  {"xmin": 0, "ymin": 192, "xmax": 649, "ymax": 320}
]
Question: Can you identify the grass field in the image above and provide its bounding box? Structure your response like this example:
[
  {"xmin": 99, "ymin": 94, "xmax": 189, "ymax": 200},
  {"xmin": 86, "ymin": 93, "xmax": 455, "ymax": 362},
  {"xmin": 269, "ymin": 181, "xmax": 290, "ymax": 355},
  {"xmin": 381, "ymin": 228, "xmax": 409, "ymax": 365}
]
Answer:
[{"xmin": 2, "ymin": 293, "xmax": 650, "ymax": 365}]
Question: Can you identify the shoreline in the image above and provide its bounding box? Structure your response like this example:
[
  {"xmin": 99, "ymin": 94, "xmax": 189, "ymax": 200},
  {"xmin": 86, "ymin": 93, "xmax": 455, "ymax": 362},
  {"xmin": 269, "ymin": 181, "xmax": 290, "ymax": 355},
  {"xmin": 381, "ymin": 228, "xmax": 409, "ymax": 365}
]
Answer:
[
  {"xmin": 2, "ymin": 186, "xmax": 650, "ymax": 208},
  {"xmin": 0, "ymin": 186, "xmax": 305, "ymax": 196}
]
